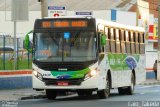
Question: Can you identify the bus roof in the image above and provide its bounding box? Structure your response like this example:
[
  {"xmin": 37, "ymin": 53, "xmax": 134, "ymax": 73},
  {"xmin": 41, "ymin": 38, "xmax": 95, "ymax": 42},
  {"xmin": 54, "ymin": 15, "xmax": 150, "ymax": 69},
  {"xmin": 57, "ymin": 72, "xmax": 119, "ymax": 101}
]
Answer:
[{"xmin": 96, "ymin": 19, "xmax": 145, "ymax": 32}]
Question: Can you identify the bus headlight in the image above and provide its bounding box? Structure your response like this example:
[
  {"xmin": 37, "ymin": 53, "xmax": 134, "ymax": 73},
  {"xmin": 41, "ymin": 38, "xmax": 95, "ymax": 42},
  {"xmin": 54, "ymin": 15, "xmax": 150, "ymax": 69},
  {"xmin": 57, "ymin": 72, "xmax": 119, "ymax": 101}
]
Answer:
[
  {"xmin": 90, "ymin": 70, "xmax": 97, "ymax": 76},
  {"xmin": 33, "ymin": 70, "xmax": 43, "ymax": 81},
  {"xmin": 33, "ymin": 70, "xmax": 38, "ymax": 76},
  {"xmin": 84, "ymin": 69, "xmax": 97, "ymax": 80}
]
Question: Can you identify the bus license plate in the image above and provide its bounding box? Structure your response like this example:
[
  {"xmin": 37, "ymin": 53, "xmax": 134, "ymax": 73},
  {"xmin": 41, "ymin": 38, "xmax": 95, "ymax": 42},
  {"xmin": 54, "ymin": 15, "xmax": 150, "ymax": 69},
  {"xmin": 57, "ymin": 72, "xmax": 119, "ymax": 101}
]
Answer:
[{"xmin": 57, "ymin": 82, "xmax": 68, "ymax": 86}]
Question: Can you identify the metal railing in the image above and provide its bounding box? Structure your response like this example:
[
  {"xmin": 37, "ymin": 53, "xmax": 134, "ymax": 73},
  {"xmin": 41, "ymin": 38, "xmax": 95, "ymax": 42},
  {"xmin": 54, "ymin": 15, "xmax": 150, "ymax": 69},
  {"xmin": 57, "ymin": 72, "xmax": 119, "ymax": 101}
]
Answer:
[{"xmin": 0, "ymin": 35, "xmax": 32, "ymax": 70}]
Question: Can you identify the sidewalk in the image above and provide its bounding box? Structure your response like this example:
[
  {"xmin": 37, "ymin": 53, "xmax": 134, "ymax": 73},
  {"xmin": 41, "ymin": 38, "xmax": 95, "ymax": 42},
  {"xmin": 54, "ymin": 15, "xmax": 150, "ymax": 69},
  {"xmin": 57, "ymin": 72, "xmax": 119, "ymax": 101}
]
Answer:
[
  {"xmin": 0, "ymin": 79, "xmax": 159, "ymax": 101},
  {"xmin": 0, "ymin": 88, "xmax": 45, "ymax": 101}
]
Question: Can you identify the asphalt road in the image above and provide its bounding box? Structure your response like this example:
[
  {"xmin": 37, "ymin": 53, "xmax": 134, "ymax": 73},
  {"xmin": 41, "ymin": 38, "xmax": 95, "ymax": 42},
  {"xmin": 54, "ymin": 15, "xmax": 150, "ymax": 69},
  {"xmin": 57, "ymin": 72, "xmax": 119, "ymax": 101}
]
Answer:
[{"xmin": 1, "ymin": 85, "xmax": 160, "ymax": 107}]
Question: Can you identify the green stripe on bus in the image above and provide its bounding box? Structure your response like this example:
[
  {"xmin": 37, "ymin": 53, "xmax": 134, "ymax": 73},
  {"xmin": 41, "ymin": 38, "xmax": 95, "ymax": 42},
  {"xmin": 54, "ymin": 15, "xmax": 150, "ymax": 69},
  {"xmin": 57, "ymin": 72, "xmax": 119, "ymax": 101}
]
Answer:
[{"xmin": 51, "ymin": 68, "xmax": 90, "ymax": 79}]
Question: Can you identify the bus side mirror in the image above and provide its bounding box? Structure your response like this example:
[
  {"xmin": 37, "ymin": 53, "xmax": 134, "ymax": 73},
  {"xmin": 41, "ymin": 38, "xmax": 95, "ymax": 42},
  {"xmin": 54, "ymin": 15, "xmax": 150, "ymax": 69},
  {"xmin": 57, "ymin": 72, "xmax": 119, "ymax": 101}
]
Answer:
[
  {"xmin": 24, "ymin": 30, "xmax": 33, "ymax": 53},
  {"xmin": 100, "ymin": 33, "xmax": 106, "ymax": 46}
]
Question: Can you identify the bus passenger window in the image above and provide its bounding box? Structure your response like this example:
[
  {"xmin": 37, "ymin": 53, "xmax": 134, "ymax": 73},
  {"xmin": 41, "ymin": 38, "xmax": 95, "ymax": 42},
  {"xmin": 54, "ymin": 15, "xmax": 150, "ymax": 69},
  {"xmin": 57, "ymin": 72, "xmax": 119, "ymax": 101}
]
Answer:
[
  {"xmin": 116, "ymin": 29, "xmax": 121, "ymax": 53},
  {"xmin": 142, "ymin": 33, "xmax": 145, "ymax": 43},
  {"xmin": 120, "ymin": 30, "xmax": 126, "ymax": 53},
  {"xmin": 110, "ymin": 28, "xmax": 116, "ymax": 53},
  {"xmin": 125, "ymin": 30, "xmax": 131, "ymax": 54},
  {"xmin": 125, "ymin": 31, "xmax": 129, "ymax": 42},
  {"xmin": 105, "ymin": 27, "xmax": 110, "ymax": 52},
  {"xmin": 110, "ymin": 28, "xmax": 115, "ymax": 40},
  {"xmin": 105, "ymin": 27, "xmax": 109, "ymax": 39},
  {"xmin": 135, "ymin": 32, "xmax": 139, "ymax": 54},
  {"xmin": 120, "ymin": 30, "xmax": 125, "ymax": 41},
  {"xmin": 139, "ymin": 33, "xmax": 145, "ymax": 54},
  {"xmin": 130, "ymin": 32, "xmax": 135, "ymax": 54}
]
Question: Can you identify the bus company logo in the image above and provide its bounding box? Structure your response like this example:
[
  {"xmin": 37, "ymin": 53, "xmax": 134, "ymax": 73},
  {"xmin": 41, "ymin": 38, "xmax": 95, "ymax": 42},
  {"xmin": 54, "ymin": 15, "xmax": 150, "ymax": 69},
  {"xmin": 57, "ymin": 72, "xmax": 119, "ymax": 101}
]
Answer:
[
  {"xmin": 57, "ymin": 74, "xmax": 71, "ymax": 79},
  {"xmin": 125, "ymin": 56, "xmax": 137, "ymax": 70}
]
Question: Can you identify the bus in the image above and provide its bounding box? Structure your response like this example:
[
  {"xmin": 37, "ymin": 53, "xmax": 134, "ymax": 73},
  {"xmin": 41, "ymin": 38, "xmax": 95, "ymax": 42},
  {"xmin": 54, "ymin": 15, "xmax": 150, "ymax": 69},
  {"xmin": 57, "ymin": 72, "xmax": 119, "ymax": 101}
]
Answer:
[{"xmin": 29, "ymin": 17, "xmax": 146, "ymax": 99}]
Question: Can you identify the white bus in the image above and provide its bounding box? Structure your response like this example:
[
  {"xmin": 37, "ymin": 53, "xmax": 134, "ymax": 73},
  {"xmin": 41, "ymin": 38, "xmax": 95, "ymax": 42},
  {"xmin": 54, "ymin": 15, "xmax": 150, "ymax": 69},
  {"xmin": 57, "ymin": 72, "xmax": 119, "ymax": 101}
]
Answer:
[{"xmin": 28, "ymin": 17, "xmax": 145, "ymax": 99}]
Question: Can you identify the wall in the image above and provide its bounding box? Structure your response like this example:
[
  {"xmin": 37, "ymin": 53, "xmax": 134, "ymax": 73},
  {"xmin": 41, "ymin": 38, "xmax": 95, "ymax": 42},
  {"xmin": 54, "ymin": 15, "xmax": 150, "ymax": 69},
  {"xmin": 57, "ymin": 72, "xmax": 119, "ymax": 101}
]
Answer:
[{"xmin": 67, "ymin": 10, "xmax": 136, "ymax": 26}]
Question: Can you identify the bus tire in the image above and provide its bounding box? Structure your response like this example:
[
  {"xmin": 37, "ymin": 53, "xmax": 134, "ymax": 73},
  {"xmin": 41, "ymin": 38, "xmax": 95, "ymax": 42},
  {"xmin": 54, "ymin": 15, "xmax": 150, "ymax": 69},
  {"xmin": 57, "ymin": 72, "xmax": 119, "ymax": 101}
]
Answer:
[
  {"xmin": 118, "ymin": 73, "xmax": 135, "ymax": 95},
  {"xmin": 77, "ymin": 91, "xmax": 85, "ymax": 96},
  {"xmin": 126, "ymin": 73, "xmax": 135, "ymax": 95},
  {"xmin": 97, "ymin": 78, "xmax": 110, "ymax": 99},
  {"xmin": 85, "ymin": 91, "xmax": 93, "ymax": 96},
  {"xmin": 46, "ymin": 89, "xmax": 57, "ymax": 100},
  {"xmin": 118, "ymin": 87, "xmax": 126, "ymax": 95}
]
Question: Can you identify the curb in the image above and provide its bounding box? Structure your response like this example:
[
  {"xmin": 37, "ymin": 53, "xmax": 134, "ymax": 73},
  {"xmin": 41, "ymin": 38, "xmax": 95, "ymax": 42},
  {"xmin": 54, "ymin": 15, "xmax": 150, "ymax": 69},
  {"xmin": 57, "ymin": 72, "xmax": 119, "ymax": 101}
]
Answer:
[
  {"xmin": 20, "ymin": 95, "xmax": 46, "ymax": 100},
  {"xmin": 19, "ymin": 92, "xmax": 74, "ymax": 100},
  {"xmin": 139, "ymin": 80, "xmax": 160, "ymax": 85}
]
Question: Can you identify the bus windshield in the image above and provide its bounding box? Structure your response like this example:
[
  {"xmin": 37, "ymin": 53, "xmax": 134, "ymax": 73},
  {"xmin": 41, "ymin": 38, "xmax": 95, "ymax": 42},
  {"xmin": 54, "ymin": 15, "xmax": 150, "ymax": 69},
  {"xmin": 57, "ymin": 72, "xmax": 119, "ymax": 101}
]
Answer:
[{"xmin": 34, "ymin": 31, "xmax": 97, "ymax": 62}]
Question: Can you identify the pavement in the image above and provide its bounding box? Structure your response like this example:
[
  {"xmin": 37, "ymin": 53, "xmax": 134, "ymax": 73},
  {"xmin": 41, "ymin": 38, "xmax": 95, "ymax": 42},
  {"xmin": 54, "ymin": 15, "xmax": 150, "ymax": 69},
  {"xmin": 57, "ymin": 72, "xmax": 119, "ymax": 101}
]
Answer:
[
  {"xmin": 0, "ymin": 79, "xmax": 159, "ymax": 101},
  {"xmin": 139, "ymin": 79, "xmax": 160, "ymax": 85},
  {"xmin": 0, "ymin": 88, "xmax": 46, "ymax": 101}
]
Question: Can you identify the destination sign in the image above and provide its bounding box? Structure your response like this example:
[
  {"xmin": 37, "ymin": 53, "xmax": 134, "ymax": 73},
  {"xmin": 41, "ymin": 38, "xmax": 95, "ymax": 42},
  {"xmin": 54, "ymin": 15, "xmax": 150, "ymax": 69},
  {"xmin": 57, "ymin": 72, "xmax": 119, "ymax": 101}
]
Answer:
[{"xmin": 41, "ymin": 20, "xmax": 88, "ymax": 28}]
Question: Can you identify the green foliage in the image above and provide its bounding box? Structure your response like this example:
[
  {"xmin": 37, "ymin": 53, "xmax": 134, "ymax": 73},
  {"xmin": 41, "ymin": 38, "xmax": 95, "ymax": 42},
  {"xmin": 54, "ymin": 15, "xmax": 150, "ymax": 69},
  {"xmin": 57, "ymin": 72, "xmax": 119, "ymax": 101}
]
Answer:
[{"xmin": 0, "ymin": 58, "xmax": 32, "ymax": 70}]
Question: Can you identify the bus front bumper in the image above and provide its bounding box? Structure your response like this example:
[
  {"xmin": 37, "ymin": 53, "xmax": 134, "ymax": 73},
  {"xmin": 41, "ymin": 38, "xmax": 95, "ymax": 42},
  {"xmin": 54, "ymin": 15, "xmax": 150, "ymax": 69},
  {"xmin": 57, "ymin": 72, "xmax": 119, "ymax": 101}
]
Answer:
[{"xmin": 32, "ymin": 75, "xmax": 99, "ymax": 90}]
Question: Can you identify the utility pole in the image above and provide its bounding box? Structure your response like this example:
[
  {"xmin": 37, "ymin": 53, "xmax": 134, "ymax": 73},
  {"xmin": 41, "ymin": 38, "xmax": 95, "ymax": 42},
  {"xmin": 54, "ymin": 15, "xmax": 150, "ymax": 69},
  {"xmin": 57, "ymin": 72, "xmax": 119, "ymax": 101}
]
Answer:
[
  {"xmin": 157, "ymin": 0, "xmax": 160, "ymax": 80},
  {"xmin": 39, "ymin": 0, "xmax": 48, "ymax": 18}
]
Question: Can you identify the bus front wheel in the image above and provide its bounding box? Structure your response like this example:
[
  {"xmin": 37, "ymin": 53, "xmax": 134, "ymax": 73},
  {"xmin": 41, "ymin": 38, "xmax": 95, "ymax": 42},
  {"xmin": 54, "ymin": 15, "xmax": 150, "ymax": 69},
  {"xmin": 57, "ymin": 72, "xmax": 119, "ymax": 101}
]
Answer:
[
  {"xmin": 97, "ymin": 79, "xmax": 110, "ymax": 99},
  {"xmin": 46, "ymin": 89, "xmax": 57, "ymax": 100}
]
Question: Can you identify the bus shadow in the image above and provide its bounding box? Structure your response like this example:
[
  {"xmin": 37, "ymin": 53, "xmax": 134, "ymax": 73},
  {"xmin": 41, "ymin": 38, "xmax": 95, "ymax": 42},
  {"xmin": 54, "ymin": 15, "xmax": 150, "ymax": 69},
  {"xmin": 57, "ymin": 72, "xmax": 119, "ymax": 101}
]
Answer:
[{"xmin": 54, "ymin": 93, "xmax": 122, "ymax": 101}]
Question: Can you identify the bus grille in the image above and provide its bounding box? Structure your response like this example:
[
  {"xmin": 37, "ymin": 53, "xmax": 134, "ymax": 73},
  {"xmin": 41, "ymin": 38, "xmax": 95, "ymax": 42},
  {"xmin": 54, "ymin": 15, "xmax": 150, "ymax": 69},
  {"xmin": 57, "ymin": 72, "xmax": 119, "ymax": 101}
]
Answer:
[{"xmin": 43, "ymin": 78, "xmax": 83, "ymax": 85}]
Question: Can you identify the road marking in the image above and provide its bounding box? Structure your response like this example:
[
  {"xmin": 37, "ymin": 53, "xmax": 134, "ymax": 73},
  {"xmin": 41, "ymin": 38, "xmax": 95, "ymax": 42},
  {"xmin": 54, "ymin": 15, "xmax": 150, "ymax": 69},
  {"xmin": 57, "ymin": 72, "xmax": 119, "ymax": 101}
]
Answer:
[{"xmin": 136, "ymin": 85, "xmax": 160, "ymax": 89}]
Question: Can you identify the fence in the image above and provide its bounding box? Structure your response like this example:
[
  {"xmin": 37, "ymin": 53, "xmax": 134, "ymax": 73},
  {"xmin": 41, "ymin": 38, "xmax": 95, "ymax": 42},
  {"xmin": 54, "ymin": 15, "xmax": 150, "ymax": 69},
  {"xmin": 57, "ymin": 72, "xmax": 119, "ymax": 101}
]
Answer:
[{"xmin": 0, "ymin": 35, "xmax": 32, "ymax": 70}]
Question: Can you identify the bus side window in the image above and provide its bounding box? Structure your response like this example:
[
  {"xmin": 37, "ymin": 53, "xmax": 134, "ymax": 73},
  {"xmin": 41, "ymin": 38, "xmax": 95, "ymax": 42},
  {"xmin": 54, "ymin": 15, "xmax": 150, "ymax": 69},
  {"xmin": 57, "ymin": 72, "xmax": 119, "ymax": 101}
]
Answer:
[
  {"xmin": 105, "ymin": 27, "xmax": 110, "ymax": 52},
  {"xmin": 125, "ymin": 30, "xmax": 131, "ymax": 54},
  {"xmin": 139, "ymin": 33, "xmax": 145, "ymax": 54},
  {"xmin": 135, "ymin": 32, "xmax": 139, "ymax": 54},
  {"xmin": 110, "ymin": 28, "xmax": 116, "ymax": 53},
  {"xmin": 116, "ymin": 29, "xmax": 121, "ymax": 53},
  {"xmin": 120, "ymin": 30, "xmax": 126, "ymax": 53},
  {"xmin": 130, "ymin": 31, "xmax": 135, "ymax": 54}
]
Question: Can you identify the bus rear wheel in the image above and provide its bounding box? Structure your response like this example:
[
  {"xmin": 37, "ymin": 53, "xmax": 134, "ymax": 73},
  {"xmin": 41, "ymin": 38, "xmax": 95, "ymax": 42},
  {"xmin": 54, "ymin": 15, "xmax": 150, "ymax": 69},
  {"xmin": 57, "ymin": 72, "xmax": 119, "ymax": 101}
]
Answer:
[
  {"xmin": 46, "ymin": 89, "xmax": 57, "ymax": 100},
  {"xmin": 118, "ymin": 73, "xmax": 135, "ymax": 95},
  {"xmin": 97, "ymin": 79, "xmax": 110, "ymax": 99},
  {"xmin": 127, "ymin": 73, "xmax": 135, "ymax": 95}
]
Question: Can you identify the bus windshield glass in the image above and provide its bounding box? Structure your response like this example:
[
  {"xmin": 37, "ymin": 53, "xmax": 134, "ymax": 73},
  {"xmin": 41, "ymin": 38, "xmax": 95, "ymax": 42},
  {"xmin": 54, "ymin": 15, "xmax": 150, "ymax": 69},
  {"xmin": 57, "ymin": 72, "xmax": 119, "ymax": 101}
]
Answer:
[{"xmin": 34, "ymin": 31, "xmax": 97, "ymax": 62}]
